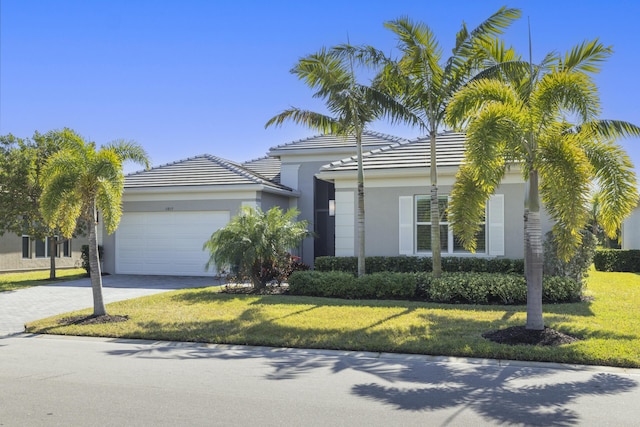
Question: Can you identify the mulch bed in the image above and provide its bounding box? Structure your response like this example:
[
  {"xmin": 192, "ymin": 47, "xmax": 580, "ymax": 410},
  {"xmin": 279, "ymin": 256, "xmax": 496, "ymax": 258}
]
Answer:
[
  {"xmin": 219, "ymin": 284, "xmax": 289, "ymax": 295},
  {"xmin": 482, "ymin": 326, "xmax": 580, "ymax": 346},
  {"xmin": 58, "ymin": 314, "xmax": 129, "ymax": 326}
]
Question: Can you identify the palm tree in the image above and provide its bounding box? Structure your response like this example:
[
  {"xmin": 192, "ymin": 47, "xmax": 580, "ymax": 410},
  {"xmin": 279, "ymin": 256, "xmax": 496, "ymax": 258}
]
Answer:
[
  {"xmin": 372, "ymin": 7, "xmax": 520, "ymax": 277},
  {"xmin": 203, "ymin": 206, "xmax": 310, "ymax": 289},
  {"xmin": 446, "ymin": 39, "xmax": 639, "ymax": 330},
  {"xmin": 40, "ymin": 132, "xmax": 149, "ymax": 316},
  {"xmin": 266, "ymin": 47, "xmax": 414, "ymax": 277}
]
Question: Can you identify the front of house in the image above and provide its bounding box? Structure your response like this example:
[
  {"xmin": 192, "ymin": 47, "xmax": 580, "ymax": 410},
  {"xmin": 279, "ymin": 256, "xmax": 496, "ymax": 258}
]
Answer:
[{"xmin": 95, "ymin": 131, "xmax": 553, "ymax": 277}]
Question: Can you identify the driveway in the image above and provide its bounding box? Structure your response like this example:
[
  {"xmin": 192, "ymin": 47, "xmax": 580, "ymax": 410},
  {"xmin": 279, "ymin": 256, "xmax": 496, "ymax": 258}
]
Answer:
[{"xmin": 0, "ymin": 274, "xmax": 218, "ymax": 336}]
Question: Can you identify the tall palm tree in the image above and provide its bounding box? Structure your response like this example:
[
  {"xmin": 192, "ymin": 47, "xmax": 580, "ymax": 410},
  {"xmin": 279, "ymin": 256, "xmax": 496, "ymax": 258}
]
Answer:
[
  {"xmin": 266, "ymin": 47, "xmax": 414, "ymax": 277},
  {"xmin": 446, "ymin": 39, "xmax": 639, "ymax": 330},
  {"xmin": 40, "ymin": 132, "xmax": 149, "ymax": 316},
  {"xmin": 373, "ymin": 7, "xmax": 520, "ymax": 277}
]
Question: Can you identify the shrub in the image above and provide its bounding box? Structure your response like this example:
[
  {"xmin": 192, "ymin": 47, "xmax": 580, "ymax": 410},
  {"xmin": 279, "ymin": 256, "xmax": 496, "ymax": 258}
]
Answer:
[
  {"xmin": 203, "ymin": 206, "xmax": 310, "ymax": 289},
  {"xmin": 80, "ymin": 244, "xmax": 103, "ymax": 276},
  {"xmin": 288, "ymin": 271, "xmax": 356, "ymax": 297},
  {"xmin": 544, "ymin": 230, "xmax": 597, "ymax": 282},
  {"xmin": 594, "ymin": 249, "xmax": 640, "ymax": 272},
  {"xmin": 315, "ymin": 256, "xmax": 523, "ymax": 275},
  {"xmin": 288, "ymin": 270, "xmax": 579, "ymax": 304},
  {"xmin": 359, "ymin": 272, "xmax": 416, "ymax": 300},
  {"xmin": 543, "ymin": 276, "xmax": 583, "ymax": 302}
]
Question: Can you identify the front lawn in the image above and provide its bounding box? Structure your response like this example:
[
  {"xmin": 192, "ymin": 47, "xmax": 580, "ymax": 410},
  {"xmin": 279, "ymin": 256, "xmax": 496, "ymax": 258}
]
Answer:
[
  {"xmin": 0, "ymin": 268, "xmax": 86, "ymax": 292},
  {"xmin": 25, "ymin": 270, "xmax": 640, "ymax": 368}
]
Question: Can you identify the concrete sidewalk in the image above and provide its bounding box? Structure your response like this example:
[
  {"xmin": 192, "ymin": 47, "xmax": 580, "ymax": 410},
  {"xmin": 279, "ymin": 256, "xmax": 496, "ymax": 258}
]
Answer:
[{"xmin": 0, "ymin": 274, "xmax": 218, "ymax": 336}]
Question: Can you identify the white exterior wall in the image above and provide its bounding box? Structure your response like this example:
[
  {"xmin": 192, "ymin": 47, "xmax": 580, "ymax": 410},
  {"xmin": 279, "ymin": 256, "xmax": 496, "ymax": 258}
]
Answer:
[{"xmin": 622, "ymin": 206, "xmax": 640, "ymax": 249}]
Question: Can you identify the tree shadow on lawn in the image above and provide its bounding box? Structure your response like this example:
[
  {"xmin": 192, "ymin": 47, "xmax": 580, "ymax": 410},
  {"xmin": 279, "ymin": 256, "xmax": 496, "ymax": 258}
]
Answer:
[
  {"xmin": 170, "ymin": 289, "xmax": 596, "ymax": 317},
  {"xmin": 102, "ymin": 333, "xmax": 638, "ymax": 426}
]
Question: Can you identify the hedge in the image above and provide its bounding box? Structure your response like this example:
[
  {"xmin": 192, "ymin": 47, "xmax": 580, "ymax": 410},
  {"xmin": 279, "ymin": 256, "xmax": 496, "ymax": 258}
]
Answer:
[
  {"xmin": 594, "ymin": 249, "xmax": 640, "ymax": 272},
  {"xmin": 314, "ymin": 256, "xmax": 524, "ymax": 275},
  {"xmin": 288, "ymin": 271, "xmax": 581, "ymax": 304}
]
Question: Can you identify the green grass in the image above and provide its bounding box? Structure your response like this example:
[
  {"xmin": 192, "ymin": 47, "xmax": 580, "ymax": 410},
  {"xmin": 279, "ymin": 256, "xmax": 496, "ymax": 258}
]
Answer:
[
  {"xmin": 25, "ymin": 270, "xmax": 640, "ymax": 368},
  {"xmin": 0, "ymin": 268, "xmax": 87, "ymax": 292}
]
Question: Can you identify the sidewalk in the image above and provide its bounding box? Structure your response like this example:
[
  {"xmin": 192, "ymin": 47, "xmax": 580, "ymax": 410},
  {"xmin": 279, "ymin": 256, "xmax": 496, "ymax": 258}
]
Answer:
[{"xmin": 0, "ymin": 274, "xmax": 217, "ymax": 335}]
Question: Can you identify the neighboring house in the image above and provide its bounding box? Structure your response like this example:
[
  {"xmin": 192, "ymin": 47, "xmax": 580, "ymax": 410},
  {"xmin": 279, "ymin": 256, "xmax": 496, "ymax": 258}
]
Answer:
[
  {"xmin": 99, "ymin": 131, "xmax": 553, "ymax": 277},
  {"xmin": 622, "ymin": 204, "xmax": 640, "ymax": 249},
  {"xmin": 0, "ymin": 232, "xmax": 85, "ymax": 273}
]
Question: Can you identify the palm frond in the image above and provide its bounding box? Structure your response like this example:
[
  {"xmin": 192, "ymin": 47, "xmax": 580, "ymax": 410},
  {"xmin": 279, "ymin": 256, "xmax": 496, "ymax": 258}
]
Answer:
[
  {"xmin": 582, "ymin": 139, "xmax": 638, "ymax": 238},
  {"xmin": 265, "ymin": 108, "xmax": 340, "ymax": 134},
  {"xmin": 532, "ymin": 71, "xmax": 600, "ymax": 123},
  {"xmin": 558, "ymin": 39, "xmax": 613, "ymax": 74},
  {"xmin": 578, "ymin": 119, "xmax": 640, "ymax": 140},
  {"xmin": 538, "ymin": 131, "xmax": 592, "ymax": 259}
]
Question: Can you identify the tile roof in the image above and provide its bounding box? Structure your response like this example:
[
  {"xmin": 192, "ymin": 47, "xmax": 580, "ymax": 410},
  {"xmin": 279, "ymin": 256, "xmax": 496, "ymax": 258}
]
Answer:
[
  {"xmin": 322, "ymin": 132, "xmax": 467, "ymax": 172},
  {"xmin": 269, "ymin": 130, "xmax": 408, "ymax": 153},
  {"xmin": 242, "ymin": 156, "xmax": 281, "ymax": 184},
  {"xmin": 125, "ymin": 154, "xmax": 291, "ymax": 191}
]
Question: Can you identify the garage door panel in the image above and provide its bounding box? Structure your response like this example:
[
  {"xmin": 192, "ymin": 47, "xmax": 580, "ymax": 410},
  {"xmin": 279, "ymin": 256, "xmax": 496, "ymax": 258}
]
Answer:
[{"xmin": 115, "ymin": 211, "xmax": 229, "ymax": 276}]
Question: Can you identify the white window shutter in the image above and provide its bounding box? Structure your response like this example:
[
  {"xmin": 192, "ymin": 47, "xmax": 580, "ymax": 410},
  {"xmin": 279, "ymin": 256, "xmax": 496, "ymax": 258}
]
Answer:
[
  {"xmin": 399, "ymin": 196, "xmax": 414, "ymax": 255},
  {"xmin": 488, "ymin": 194, "xmax": 505, "ymax": 256}
]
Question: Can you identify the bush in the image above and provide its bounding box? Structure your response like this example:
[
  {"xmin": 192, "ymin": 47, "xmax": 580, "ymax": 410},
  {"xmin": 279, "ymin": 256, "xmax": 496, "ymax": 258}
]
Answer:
[
  {"xmin": 80, "ymin": 244, "xmax": 104, "ymax": 276},
  {"xmin": 544, "ymin": 230, "xmax": 597, "ymax": 282},
  {"xmin": 543, "ymin": 276, "xmax": 583, "ymax": 302},
  {"xmin": 288, "ymin": 271, "xmax": 356, "ymax": 297},
  {"xmin": 314, "ymin": 256, "xmax": 523, "ymax": 275},
  {"xmin": 288, "ymin": 270, "xmax": 580, "ymax": 304},
  {"xmin": 594, "ymin": 249, "xmax": 640, "ymax": 272}
]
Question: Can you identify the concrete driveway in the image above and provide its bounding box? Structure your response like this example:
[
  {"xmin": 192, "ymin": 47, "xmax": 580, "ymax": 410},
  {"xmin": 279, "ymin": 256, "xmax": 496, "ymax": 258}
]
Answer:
[{"xmin": 0, "ymin": 274, "xmax": 219, "ymax": 336}]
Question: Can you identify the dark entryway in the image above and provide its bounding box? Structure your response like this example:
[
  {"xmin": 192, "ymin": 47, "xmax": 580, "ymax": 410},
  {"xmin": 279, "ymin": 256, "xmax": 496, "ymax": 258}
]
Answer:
[{"xmin": 314, "ymin": 178, "xmax": 335, "ymax": 257}]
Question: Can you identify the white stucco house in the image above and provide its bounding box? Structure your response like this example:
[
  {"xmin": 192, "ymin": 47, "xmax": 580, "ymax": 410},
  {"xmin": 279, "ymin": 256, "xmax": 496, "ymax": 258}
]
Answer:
[
  {"xmin": 622, "ymin": 205, "xmax": 640, "ymax": 249},
  {"xmin": 100, "ymin": 131, "xmax": 554, "ymax": 277}
]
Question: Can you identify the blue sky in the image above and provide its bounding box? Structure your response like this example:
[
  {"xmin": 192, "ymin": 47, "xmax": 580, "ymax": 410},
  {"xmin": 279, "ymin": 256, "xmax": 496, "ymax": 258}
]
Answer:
[{"xmin": 2, "ymin": 1, "xmax": 639, "ymax": 175}]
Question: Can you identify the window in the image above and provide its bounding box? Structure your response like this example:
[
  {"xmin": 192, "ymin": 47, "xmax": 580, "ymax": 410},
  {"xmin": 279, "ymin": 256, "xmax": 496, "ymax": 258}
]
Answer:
[
  {"xmin": 33, "ymin": 236, "xmax": 71, "ymax": 258},
  {"xmin": 22, "ymin": 236, "xmax": 30, "ymax": 258},
  {"xmin": 399, "ymin": 195, "xmax": 502, "ymax": 257},
  {"xmin": 416, "ymin": 196, "xmax": 449, "ymax": 252},
  {"xmin": 62, "ymin": 238, "xmax": 71, "ymax": 257},
  {"xmin": 35, "ymin": 238, "xmax": 46, "ymax": 258},
  {"xmin": 415, "ymin": 195, "xmax": 486, "ymax": 254}
]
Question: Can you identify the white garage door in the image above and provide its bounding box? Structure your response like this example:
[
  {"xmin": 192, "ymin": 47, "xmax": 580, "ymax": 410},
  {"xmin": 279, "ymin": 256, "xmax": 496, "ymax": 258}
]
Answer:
[{"xmin": 115, "ymin": 211, "xmax": 230, "ymax": 276}]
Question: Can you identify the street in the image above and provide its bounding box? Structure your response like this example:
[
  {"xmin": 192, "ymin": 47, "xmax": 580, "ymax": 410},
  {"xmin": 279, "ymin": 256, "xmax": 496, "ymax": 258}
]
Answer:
[{"xmin": 1, "ymin": 334, "xmax": 639, "ymax": 426}]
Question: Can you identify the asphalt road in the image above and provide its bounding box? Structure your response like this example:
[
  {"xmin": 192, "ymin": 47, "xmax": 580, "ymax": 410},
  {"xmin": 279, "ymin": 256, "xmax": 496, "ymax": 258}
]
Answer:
[{"xmin": 1, "ymin": 334, "xmax": 639, "ymax": 426}]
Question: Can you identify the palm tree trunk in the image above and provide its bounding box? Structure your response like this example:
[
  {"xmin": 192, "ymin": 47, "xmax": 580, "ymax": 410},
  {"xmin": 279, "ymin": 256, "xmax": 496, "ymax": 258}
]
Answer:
[
  {"xmin": 524, "ymin": 171, "xmax": 544, "ymax": 330},
  {"xmin": 429, "ymin": 129, "xmax": 442, "ymax": 277},
  {"xmin": 48, "ymin": 235, "xmax": 56, "ymax": 280},
  {"xmin": 88, "ymin": 201, "xmax": 107, "ymax": 316},
  {"xmin": 356, "ymin": 131, "xmax": 366, "ymax": 277}
]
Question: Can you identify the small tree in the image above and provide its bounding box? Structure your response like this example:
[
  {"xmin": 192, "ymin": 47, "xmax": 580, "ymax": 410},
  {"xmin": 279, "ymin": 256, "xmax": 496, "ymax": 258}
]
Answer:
[
  {"xmin": 40, "ymin": 131, "xmax": 149, "ymax": 317},
  {"xmin": 0, "ymin": 130, "xmax": 82, "ymax": 279},
  {"xmin": 203, "ymin": 206, "xmax": 310, "ymax": 290}
]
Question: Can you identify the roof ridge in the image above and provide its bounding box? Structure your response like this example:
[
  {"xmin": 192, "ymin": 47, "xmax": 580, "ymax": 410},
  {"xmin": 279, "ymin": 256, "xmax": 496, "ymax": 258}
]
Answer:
[
  {"xmin": 125, "ymin": 154, "xmax": 211, "ymax": 177},
  {"xmin": 269, "ymin": 130, "xmax": 410, "ymax": 151},
  {"xmin": 242, "ymin": 155, "xmax": 279, "ymax": 164},
  {"xmin": 202, "ymin": 154, "xmax": 291, "ymax": 191},
  {"xmin": 408, "ymin": 131, "xmax": 465, "ymax": 142},
  {"xmin": 323, "ymin": 138, "xmax": 412, "ymax": 169},
  {"xmin": 202, "ymin": 154, "xmax": 269, "ymax": 186}
]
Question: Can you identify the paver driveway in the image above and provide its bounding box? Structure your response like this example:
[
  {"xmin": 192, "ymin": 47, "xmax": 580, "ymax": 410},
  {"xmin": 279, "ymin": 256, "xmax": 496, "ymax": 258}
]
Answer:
[{"xmin": 0, "ymin": 274, "xmax": 218, "ymax": 335}]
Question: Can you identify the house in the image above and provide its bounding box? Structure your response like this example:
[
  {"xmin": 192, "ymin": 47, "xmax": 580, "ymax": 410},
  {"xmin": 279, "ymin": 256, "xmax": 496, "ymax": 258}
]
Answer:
[
  {"xmin": 0, "ymin": 232, "xmax": 86, "ymax": 273},
  {"xmin": 99, "ymin": 131, "xmax": 554, "ymax": 276},
  {"xmin": 622, "ymin": 205, "xmax": 640, "ymax": 249}
]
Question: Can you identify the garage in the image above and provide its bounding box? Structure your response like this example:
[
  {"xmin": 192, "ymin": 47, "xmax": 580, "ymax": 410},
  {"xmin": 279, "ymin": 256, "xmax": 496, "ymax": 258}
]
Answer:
[{"xmin": 115, "ymin": 211, "xmax": 230, "ymax": 276}]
